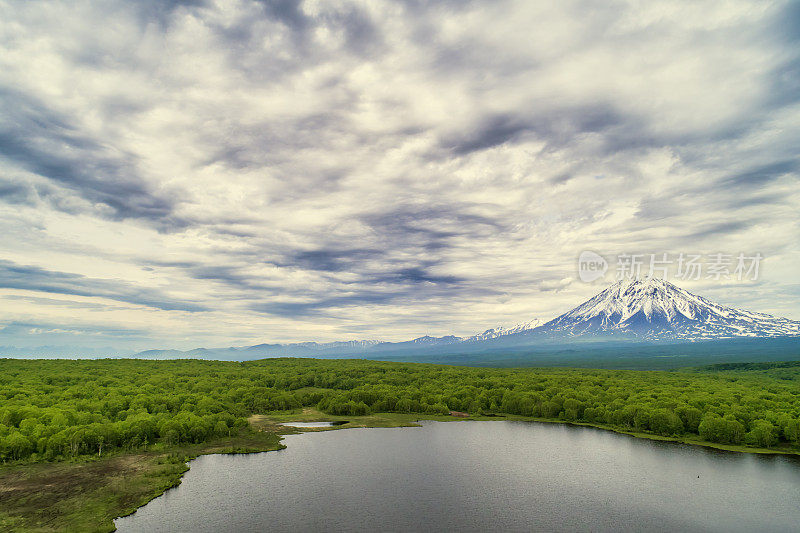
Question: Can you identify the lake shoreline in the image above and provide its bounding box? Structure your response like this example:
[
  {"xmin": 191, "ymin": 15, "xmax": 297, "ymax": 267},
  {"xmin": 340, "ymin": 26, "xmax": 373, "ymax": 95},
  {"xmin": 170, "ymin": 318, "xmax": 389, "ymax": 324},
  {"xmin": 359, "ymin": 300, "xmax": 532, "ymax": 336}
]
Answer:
[
  {"xmin": 251, "ymin": 409, "xmax": 800, "ymax": 457},
  {"xmin": 3, "ymin": 413, "xmax": 796, "ymax": 532},
  {"xmin": 115, "ymin": 417, "xmax": 800, "ymax": 533},
  {"xmin": 111, "ymin": 414, "xmax": 798, "ymax": 528}
]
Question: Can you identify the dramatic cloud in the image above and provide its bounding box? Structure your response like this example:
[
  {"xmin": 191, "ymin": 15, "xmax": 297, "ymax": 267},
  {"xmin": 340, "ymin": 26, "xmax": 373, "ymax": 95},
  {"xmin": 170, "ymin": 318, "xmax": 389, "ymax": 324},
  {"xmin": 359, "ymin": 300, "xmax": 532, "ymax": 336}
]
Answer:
[{"xmin": 0, "ymin": 0, "xmax": 798, "ymax": 352}]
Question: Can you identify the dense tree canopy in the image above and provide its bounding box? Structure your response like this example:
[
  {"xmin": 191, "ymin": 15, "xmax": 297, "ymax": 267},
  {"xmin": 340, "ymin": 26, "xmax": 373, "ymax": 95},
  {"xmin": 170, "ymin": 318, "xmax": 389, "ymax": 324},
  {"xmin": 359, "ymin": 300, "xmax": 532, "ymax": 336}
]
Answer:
[{"xmin": 1, "ymin": 358, "xmax": 799, "ymax": 462}]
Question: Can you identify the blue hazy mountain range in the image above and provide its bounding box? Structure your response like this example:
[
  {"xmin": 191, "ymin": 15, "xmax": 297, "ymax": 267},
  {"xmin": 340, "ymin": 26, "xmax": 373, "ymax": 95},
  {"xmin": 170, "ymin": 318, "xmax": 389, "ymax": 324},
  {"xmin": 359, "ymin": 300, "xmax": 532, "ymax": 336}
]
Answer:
[{"xmin": 120, "ymin": 278, "xmax": 800, "ymax": 362}]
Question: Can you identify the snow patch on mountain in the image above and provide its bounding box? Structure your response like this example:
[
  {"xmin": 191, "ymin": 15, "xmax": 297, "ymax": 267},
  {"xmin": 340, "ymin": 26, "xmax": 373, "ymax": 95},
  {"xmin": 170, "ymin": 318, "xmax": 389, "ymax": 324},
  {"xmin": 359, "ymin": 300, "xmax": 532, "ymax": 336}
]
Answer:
[
  {"xmin": 408, "ymin": 335, "xmax": 463, "ymax": 345},
  {"xmin": 467, "ymin": 319, "xmax": 543, "ymax": 341},
  {"xmin": 287, "ymin": 340, "xmax": 382, "ymax": 350}
]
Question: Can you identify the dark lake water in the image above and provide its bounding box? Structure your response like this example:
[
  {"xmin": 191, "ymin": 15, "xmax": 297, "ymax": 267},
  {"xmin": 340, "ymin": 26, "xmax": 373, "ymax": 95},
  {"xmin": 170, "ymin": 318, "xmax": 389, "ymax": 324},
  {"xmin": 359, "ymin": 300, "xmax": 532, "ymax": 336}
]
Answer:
[{"xmin": 115, "ymin": 421, "xmax": 800, "ymax": 533}]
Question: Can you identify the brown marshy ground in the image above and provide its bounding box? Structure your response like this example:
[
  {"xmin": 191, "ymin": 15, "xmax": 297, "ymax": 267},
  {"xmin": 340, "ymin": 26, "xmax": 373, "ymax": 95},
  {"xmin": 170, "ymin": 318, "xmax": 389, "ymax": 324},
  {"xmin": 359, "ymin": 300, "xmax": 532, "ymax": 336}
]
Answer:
[{"xmin": 0, "ymin": 432, "xmax": 284, "ymax": 532}]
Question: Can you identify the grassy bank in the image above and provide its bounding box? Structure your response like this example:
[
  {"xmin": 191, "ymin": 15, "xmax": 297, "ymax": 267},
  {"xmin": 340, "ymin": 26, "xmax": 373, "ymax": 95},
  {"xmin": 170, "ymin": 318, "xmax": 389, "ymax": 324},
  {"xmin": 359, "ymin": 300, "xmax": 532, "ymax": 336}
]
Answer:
[
  {"xmin": 0, "ymin": 431, "xmax": 283, "ymax": 533},
  {"xmin": 250, "ymin": 407, "xmax": 473, "ymax": 430}
]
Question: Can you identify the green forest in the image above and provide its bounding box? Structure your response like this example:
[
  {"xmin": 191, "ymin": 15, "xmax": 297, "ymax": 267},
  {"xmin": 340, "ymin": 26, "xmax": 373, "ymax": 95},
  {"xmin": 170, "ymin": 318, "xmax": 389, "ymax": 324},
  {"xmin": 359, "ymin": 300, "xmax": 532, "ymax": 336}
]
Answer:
[{"xmin": 2, "ymin": 358, "xmax": 800, "ymax": 464}]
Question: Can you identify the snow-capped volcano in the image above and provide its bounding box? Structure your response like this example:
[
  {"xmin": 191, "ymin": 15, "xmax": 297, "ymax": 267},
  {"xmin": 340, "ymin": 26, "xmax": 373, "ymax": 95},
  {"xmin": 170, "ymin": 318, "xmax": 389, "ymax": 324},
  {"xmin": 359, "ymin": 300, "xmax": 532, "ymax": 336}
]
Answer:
[{"xmin": 538, "ymin": 278, "xmax": 800, "ymax": 340}]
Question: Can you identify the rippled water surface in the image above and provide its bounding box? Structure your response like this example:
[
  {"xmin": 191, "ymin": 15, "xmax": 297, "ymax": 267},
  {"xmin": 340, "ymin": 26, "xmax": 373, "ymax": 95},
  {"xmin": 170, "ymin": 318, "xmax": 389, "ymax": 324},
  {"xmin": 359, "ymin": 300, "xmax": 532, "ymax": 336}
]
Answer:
[{"xmin": 115, "ymin": 421, "xmax": 800, "ymax": 533}]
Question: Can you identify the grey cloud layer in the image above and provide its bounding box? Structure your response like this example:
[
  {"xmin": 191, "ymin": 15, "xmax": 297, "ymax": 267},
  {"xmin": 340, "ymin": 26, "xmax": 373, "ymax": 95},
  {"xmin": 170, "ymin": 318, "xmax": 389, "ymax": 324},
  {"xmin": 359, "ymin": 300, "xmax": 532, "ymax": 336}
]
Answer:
[
  {"xmin": 0, "ymin": 260, "xmax": 207, "ymax": 312},
  {"xmin": 0, "ymin": 0, "xmax": 798, "ymax": 350},
  {"xmin": 0, "ymin": 89, "xmax": 183, "ymax": 227}
]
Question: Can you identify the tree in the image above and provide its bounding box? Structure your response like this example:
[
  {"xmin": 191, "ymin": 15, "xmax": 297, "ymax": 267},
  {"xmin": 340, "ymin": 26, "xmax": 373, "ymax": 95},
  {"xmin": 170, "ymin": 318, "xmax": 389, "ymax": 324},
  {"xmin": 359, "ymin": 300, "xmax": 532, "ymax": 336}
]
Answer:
[
  {"xmin": 699, "ymin": 416, "xmax": 745, "ymax": 445},
  {"xmin": 562, "ymin": 399, "xmax": 581, "ymax": 421},
  {"xmin": 214, "ymin": 420, "xmax": 230, "ymax": 437},
  {"xmin": 649, "ymin": 409, "xmax": 684, "ymax": 436},
  {"xmin": 676, "ymin": 406, "xmax": 703, "ymax": 433},
  {"xmin": 3, "ymin": 431, "xmax": 34, "ymax": 460},
  {"xmin": 746, "ymin": 420, "xmax": 778, "ymax": 447},
  {"xmin": 784, "ymin": 419, "xmax": 800, "ymax": 445},
  {"xmin": 396, "ymin": 398, "xmax": 413, "ymax": 413}
]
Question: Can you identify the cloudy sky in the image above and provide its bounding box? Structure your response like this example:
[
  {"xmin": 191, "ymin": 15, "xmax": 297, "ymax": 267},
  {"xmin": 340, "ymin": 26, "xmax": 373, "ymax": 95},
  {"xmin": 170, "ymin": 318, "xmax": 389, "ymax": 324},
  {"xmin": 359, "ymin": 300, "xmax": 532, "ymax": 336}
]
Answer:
[{"xmin": 1, "ymin": 0, "xmax": 799, "ymax": 353}]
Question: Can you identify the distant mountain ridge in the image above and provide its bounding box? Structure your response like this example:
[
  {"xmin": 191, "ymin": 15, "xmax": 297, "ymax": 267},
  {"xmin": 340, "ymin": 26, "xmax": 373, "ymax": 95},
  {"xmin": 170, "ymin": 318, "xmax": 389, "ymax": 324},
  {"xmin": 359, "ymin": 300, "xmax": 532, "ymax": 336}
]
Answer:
[
  {"xmin": 127, "ymin": 322, "xmax": 543, "ymax": 360},
  {"xmin": 126, "ymin": 278, "xmax": 800, "ymax": 360},
  {"xmin": 465, "ymin": 319, "xmax": 543, "ymax": 341}
]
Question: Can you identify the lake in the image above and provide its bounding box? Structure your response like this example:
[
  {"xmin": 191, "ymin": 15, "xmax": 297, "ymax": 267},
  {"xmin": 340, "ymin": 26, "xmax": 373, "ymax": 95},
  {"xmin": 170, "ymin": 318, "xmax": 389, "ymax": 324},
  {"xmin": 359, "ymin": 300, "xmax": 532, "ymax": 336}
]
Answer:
[
  {"xmin": 279, "ymin": 421, "xmax": 339, "ymax": 427},
  {"xmin": 115, "ymin": 421, "xmax": 800, "ymax": 532}
]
